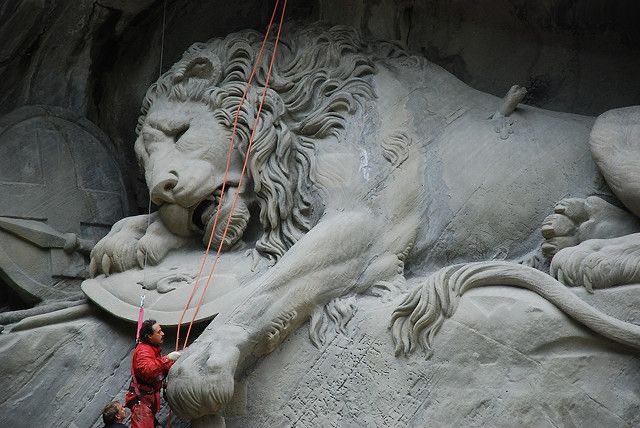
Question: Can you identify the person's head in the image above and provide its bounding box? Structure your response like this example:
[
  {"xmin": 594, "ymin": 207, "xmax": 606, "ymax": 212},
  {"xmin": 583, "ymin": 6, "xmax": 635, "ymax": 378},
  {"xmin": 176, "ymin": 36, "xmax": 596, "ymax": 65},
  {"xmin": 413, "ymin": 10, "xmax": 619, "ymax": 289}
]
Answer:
[
  {"xmin": 102, "ymin": 400, "xmax": 125, "ymax": 425},
  {"xmin": 139, "ymin": 319, "xmax": 164, "ymax": 345}
]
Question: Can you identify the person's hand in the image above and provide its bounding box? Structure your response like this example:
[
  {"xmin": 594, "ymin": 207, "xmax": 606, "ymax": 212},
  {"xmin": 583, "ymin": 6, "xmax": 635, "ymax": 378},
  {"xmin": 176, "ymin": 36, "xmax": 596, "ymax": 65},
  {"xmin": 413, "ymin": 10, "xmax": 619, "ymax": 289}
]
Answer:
[{"xmin": 166, "ymin": 351, "xmax": 181, "ymax": 361}]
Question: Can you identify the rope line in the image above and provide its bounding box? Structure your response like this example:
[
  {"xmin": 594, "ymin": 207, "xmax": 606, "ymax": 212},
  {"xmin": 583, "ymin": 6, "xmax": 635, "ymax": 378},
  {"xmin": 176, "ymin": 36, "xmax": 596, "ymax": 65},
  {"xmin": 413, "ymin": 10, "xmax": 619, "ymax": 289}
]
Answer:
[
  {"xmin": 140, "ymin": 0, "xmax": 167, "ymax": 299},
  {"xmin": 182, "ymin": 0, "xmax": 289, "ymax": 349},
  {"xmin": 130, "ymin": 2, "xmax": 169, "ymax": 423},
  {"xmin": 159, "ymin": 0, "xmax": 167, "ymax": 79},
  {"xmin": 175, "ymin": 0, "xmax": 287, "ymax": 351}
]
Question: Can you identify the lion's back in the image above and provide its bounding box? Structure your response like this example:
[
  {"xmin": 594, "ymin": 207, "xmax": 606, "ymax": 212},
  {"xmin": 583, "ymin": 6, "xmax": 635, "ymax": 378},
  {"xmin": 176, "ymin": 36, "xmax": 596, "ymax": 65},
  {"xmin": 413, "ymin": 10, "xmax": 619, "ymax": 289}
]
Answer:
[{"xmin": 364, "ymin": 59, "xmax": 601, "ymax": 271}]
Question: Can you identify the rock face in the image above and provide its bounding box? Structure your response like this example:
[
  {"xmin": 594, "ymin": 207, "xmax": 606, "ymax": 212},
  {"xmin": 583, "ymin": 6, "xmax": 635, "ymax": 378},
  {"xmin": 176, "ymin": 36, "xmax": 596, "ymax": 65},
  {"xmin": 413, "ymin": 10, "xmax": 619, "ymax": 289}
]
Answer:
[
  {"xmin": 2, "ymin": 289, "xmax": 639, "ymax": 427},
  {"xmin": 1, "ymin": 3, "xmax": 640, "ymax": 428},
  {"xmin": 0, "ymin": 306, "xmax": 134, "ymax": 427},
  {"xmin": 227, "ymin": 285, "xmax": 640, "ymax": 427},
  {"xmin": 318, "ymin": 0, "xmax": 640, "ymax": 116}
]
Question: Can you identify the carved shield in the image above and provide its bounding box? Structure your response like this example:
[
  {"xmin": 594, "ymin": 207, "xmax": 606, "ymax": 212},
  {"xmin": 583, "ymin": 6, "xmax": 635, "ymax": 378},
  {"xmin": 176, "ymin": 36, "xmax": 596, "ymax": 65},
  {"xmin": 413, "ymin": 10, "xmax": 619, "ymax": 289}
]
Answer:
[{"xmin": 0, "ymin": 106, "xmax": 130, "ymax": 304}]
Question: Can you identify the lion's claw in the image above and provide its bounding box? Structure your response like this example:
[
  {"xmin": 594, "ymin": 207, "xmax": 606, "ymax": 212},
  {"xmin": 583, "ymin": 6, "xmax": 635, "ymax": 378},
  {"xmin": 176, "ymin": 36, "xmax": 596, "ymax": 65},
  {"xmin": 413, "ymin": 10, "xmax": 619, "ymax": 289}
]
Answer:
[
  {"xmin": 583, "ymin": 273, "xmax": 594, "ymax": 293},
  {"xmin": 88, "ymin": 212, "xmax": 191, "ymax": 277},
  {"xmin": 89, "ymin": 214, "xmax": 153, "ymax": 277},
  {"xmin": 89, "ymin": 257, "xmax": 98, "ymax": 278},
  {"xmin": 101, "ymin": 254, "xmax": 112, "ymax": 276},
  {"xmin": 136, "ymin": 248, "xmax": 146, "ymax": 270}
]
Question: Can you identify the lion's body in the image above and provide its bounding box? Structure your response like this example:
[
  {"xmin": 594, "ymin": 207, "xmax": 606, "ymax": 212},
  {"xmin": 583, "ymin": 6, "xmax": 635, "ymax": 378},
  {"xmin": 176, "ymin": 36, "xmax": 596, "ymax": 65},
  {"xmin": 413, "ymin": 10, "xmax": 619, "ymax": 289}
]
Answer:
[
  {"xmin": 87, "ymin": 23, "xmax": 640, "ymax": 422},
  {"xmin": 315, "ymin": 59, "xmax": 603, "ymax": 274}
]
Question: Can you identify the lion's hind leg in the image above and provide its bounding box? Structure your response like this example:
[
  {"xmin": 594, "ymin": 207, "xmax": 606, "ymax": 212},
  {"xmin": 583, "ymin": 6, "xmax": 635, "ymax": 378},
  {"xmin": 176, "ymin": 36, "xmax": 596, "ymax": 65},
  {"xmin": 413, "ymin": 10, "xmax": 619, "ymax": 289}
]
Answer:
[{"xmin": 551, "ymin": 233, "xmax": 640, "ymax": 291}]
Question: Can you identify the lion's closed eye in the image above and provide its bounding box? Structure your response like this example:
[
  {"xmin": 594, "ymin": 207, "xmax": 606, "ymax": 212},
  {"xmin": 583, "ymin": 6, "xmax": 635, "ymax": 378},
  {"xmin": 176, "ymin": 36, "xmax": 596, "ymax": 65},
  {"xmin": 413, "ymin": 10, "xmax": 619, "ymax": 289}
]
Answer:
[{"xmin": 174, "ymin": 124, "xmax": 189, "ymax": 142}]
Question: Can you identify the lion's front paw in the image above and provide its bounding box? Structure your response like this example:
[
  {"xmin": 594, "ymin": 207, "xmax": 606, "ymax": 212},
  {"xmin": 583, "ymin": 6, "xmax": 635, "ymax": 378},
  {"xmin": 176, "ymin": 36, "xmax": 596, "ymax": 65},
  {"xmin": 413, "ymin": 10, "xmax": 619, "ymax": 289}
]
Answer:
[
  {"xmin": 136, "ymin": 218, "xmax": 190, "ymax": 267},
  {"xmin": 89, "ymin": 215, "xmax": 150, "ymax": 276},
  {"xmin": 550, "ymin": 233, "xmax": 640, "ymax": 291},
  {"xmin": 90, "ymin": 213, "xmax": 190, "ymax": 276},
  {"xmin": 167, "ymin": 325, "xmax": 248, "ymax": 420},
  {"xmin": 541, "ymin": 196, "xmax": 640, "ymax": 258}
]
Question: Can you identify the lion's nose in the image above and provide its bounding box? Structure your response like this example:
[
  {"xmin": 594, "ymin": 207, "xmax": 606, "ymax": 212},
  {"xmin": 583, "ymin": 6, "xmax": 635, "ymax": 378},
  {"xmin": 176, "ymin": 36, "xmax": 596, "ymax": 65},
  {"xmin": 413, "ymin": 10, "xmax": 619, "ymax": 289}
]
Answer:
[{"xmin": 150, "ymin": 171, "xmax": 179, "ymax": 204}]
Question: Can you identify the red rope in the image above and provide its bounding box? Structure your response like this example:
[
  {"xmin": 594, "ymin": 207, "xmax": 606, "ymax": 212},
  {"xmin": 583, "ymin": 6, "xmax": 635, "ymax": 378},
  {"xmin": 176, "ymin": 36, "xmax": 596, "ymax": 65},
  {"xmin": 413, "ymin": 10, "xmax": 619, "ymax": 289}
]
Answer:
[
  {"xmin": 174, "ymin": 0, "xmax": 283, "ymax": 352},
  {"xmin": 181, "ymin": 0, "xmax": 289, "ymax": 350},
  {"xmin": 130, "ymin": 297, "xmax": 144, "ymax": 409},
  {"xmin": 135, "ymin": 296, "xmax": 145, "ymax": 342}
]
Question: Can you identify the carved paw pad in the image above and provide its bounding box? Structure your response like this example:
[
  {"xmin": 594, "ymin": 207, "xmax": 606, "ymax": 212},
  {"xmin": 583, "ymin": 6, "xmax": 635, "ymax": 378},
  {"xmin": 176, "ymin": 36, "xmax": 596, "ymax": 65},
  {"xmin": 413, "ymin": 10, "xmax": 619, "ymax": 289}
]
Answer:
[{"xmin": 550, "ymin": 234, "xmax": 640, "ymax": 291}]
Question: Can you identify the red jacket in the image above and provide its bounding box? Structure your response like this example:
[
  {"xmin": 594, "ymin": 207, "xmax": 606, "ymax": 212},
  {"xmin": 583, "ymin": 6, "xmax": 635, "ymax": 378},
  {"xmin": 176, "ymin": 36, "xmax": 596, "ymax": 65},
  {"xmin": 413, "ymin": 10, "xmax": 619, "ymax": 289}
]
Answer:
[
  {"xmin": 133, "ymin": 341, "xmax": 174, "ymax": 391},
  {"xmin": 127, "ymin": 341, "xmax": 174, "ymax": 413}
]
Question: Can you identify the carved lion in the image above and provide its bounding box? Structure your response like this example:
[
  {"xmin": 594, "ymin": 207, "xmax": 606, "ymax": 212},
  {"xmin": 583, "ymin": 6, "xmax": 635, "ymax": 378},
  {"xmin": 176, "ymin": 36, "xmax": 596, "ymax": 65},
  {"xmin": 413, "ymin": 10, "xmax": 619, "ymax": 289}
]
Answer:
[{"xmin": 88, "ymin": 23, "xmax": 640, "ymax": 423}]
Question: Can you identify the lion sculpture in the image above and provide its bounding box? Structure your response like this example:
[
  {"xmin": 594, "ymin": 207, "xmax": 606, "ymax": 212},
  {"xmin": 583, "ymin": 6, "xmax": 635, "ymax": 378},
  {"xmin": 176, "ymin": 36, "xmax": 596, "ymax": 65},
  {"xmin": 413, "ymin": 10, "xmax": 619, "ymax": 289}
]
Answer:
[{"xmin": 88, "ymin": 23, "xmax": 640, "ymax": 424}]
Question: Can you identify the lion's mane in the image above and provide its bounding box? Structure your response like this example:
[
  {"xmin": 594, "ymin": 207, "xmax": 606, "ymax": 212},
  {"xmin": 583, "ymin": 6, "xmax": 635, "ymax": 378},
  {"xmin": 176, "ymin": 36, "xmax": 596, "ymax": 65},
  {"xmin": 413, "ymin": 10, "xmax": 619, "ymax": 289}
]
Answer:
[{"xmin": 136, "ymin": 23, "xmax": 385, "ymax": 262}]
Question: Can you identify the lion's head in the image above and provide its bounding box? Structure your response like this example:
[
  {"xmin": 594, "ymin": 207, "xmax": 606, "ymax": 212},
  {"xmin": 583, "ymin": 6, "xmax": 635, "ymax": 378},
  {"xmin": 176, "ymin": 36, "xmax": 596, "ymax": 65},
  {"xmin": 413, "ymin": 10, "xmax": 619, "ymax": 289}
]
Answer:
[{"xmin": 134, "ymin": 23, "xmax": 377, "ymax": 262}]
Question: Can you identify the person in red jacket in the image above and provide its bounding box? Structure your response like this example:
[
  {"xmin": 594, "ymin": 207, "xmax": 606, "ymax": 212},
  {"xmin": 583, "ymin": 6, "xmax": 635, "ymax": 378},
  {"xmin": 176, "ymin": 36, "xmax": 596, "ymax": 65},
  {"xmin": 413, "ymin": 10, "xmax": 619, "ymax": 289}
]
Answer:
[{"xmin": 126, "ymin": 319, "xmax": 181, "ymax": 428}]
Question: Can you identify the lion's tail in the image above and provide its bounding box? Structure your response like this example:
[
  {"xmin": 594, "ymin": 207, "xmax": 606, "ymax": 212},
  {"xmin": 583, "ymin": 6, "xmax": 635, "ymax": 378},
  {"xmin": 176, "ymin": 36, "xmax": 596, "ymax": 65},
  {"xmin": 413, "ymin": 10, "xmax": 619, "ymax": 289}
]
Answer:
[{"xmin": 390, "ymin": 261, "xmax": 640, "ymax": 356}]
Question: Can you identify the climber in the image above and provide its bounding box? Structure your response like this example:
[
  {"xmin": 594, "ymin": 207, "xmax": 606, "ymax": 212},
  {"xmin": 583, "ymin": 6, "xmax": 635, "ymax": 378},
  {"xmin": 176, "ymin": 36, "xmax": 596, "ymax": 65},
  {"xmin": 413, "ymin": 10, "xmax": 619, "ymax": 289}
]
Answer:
[{"xmin": 125, "ymin": 319, "xmax": 181, "ymax": 428}]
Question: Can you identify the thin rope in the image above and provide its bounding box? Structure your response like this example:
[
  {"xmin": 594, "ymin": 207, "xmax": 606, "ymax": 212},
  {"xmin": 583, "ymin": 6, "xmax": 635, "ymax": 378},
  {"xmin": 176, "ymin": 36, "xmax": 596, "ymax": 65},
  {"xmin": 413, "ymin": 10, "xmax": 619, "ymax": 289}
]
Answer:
[
  {"xmin": 181, "ymin": 0, "xmax": 289, "ymax": 350},
  {"xmin": 159, "ymin": 0, "xmax": 167, "ymax": 79},
  {"xmin": 141, "ymin": 0, "xmax": 166, "ymax": 282},
  {"xmin": 174, "ymin": 0, "xmax": 283, "ymax": 351}
]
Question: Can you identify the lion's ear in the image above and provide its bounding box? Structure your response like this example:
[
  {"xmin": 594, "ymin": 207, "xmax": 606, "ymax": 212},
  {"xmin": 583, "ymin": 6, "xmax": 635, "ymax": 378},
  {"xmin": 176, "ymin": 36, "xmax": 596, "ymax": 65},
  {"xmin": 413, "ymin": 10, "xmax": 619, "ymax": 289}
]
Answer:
[{"xmin": 172, "ymin": 53, "xmax": 221, "ymax": 84}]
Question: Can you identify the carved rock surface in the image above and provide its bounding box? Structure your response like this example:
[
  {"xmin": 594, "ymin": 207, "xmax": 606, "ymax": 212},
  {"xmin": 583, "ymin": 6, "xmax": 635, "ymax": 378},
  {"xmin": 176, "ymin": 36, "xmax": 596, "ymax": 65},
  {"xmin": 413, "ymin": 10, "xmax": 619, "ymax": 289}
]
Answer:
[
  {"xmin": 0, "ymin": 307, "xmax": 134, "ymax": 427},
  {"xmin": 319, "ymin": 0, "xmax": 640, "ymax": 116},
  {"xmin": 0, "ymin": 286, "xmax": 638, "ymax": 427},
  {"xmin": 2, "ymin": 3, "xmax": 640, "ymax": 426},
  {"xmin": 81, "ymin": 23, "xmax": 637, "ymax": 425},
  {"xmin": 227, "ymin": 285, "xmax": 640, "ymax": 427}
]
